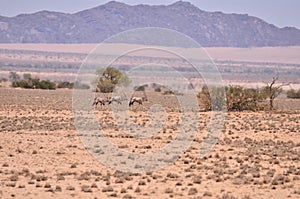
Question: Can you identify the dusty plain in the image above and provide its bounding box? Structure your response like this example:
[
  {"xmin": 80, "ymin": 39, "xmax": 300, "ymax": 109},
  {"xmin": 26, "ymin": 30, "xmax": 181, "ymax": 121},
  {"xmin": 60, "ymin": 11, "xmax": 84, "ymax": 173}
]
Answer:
[{"xmin": 0, "ymin": 88, "xmax": 300, "ymax": 199}]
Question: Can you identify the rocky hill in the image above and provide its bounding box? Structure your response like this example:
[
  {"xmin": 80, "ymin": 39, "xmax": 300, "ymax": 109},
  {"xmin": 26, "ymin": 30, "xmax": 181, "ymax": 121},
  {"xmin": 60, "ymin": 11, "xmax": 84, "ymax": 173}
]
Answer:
[{"xmin": 0, "ymin": 1, "xmax": 299, "ymax": 47}]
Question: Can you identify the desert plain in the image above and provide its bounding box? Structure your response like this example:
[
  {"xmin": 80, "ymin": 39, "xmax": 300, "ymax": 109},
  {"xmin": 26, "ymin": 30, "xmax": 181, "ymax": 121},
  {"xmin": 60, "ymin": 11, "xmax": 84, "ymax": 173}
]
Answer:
[{"xmin": 0, "ymin": 87, "xmax": 299, "ymax": 199}]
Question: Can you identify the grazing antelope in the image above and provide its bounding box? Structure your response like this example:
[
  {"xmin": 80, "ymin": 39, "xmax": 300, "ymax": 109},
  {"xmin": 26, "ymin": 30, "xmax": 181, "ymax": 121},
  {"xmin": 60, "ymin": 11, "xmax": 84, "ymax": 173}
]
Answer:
[
  {"xmin": 107, "ymin": 96, "xmax": 122, "ymax": 104},
  {"xmin": 92, "ymin": 97, "xmax": 106, "ymax": 106},
  {"xmin": 129, "ymin": 90, "xmax": 148, "ymax": 106},
  {"xmin": 129, "ymin": 96, "xmax": 147, "ymax": 106}
]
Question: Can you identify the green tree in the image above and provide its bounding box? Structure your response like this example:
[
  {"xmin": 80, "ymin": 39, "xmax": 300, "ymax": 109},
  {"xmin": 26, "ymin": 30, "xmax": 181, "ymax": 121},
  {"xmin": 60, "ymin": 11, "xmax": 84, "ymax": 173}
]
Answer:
[{"xmin": 96, "ymin": 67, "xmax": 130, "ymax": 93}]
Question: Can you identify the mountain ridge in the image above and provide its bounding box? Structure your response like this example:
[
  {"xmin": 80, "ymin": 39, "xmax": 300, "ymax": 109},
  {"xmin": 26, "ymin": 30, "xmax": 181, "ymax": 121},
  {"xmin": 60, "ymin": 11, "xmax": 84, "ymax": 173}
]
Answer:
[{"xmin": 0, "ymin": 1, "xmax": 299, "ymax": 47}]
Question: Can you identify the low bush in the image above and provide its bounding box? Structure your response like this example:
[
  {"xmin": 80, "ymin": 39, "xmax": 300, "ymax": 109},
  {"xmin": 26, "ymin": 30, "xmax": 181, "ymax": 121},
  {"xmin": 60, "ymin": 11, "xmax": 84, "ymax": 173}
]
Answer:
[
  {"xmin": 198, "ymin": 85, "xmax": 268, "ymax": 111},
  {"xmin": 57, "ymin": 81, "xmax": 74, "ymax": 89},
  {"xmin": 37, "ymin": 80, "xmax": 56, "ymax": 90},
  {"xmin": 11, "ymin": 73, "xmax": 56, "ymax": 90}
]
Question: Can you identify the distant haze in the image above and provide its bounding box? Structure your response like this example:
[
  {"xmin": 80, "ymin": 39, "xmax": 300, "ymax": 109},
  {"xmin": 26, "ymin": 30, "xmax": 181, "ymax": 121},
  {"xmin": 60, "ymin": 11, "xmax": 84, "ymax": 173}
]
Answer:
[{"xmin": 0, "ymin": 0, "xmax": 299, "ymax": 28}]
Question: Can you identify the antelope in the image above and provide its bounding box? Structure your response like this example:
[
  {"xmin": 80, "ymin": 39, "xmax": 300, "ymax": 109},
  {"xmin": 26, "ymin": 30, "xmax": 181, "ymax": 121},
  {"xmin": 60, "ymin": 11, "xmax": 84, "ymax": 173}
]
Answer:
[
  {"xmin": 129, "ymin": 96, "xmax": 147, "ymax": 106},
  {"xmin": 107, "ymin": 96, "xmax": 122, "ymax": 104},
  {"xmin": 92, "ymin": 97, "xmax": 106, "ymax": 106},
  {"xmin": 129, "ymin": 90, "xmax": 148, "ymax": 106}
]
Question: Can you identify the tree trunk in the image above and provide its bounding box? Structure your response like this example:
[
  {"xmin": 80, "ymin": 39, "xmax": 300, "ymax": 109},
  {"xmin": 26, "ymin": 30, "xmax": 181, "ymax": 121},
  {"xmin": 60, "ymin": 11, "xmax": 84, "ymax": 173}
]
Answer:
[{"xmin": 269, "ymin": 97, "xmax": 274, "ymax": 110}]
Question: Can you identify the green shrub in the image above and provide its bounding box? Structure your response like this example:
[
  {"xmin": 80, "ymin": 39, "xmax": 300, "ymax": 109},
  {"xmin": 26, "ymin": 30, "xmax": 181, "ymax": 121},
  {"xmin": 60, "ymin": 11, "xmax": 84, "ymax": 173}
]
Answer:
[
  {"xmin": 12, "ymin": 77, "xmax": 56, "ymax": 90},
  {"xmin": 57, "ymin": 81, "xmax": 74, "ymax": 89},
  {"xmin": 12, "ymin": 79, "xmax": 34, "ymax": 88},
  {"xmin": 37, "ymin": 80, "xmax": 56, "ymax": 90},
  {"xmin": 198, "ymin": 85, "xmax": 267, "ymax": 111},
  {"xmin": 226, "ymin": 86, "xmax": 266, "ymax": 111}
]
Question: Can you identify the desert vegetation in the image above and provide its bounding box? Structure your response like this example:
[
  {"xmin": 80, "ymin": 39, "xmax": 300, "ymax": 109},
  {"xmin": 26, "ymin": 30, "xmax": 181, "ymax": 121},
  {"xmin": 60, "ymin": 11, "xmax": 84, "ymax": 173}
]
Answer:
[
  {"xmin": 8, "ymin": 72, "xmax": 89, "ymax": 90},
  {"xmin": 6, "ymin": 68, "xmax": 295, "ymax": 113},
  {"xmin": 57, "ymin": 81, "xmax": 75, "ymax": 89},
  {"xmin": 96, "ymin": 67, "xmax": 130, "ymax": 93},
  {"xmin": 11, "ymin": 78, "xmax": 53, "ymax": 90},
  {"xmin": 198, "ymin": 77, "xmax": 291, "ymax": 111}
]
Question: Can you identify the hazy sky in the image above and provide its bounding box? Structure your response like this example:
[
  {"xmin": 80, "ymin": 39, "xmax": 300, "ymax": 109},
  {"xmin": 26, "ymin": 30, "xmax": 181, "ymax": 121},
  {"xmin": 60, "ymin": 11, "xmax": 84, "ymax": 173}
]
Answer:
[{"xmin": 0, "ymin": 0, "xmax": 299, "ymax": 28}]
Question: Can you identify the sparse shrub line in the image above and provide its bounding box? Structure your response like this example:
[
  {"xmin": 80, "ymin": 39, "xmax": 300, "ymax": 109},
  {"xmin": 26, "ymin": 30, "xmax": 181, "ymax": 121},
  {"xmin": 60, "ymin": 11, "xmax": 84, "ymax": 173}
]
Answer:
[{"xmin": 9, "ymin": 72, "xmax": 90, "ymax": 90}]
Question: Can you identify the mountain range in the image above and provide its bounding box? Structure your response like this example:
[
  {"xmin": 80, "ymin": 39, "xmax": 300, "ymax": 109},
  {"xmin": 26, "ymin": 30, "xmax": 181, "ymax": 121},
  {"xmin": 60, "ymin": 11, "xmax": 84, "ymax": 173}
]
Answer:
[{"xmin": 0, "ymin": 1, "xmax": 299, "ymax": 47}]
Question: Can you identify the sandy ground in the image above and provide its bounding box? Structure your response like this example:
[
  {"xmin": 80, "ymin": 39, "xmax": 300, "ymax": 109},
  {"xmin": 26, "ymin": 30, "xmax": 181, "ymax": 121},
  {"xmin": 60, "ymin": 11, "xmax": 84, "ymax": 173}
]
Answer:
[{"xmin": 0, "ymin": 88, "xmax": 299, "ymax": 199}]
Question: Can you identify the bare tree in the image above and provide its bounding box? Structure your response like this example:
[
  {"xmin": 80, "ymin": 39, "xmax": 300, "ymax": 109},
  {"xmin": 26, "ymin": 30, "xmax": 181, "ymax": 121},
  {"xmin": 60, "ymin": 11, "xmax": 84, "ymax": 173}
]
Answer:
[{"xmin": 265, "ymin": 77, "xmax": 290, "ymax": 110}]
